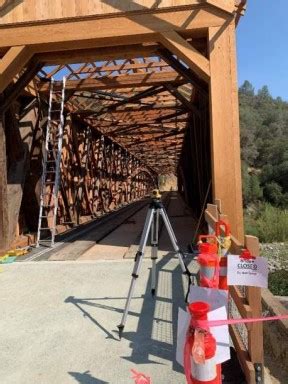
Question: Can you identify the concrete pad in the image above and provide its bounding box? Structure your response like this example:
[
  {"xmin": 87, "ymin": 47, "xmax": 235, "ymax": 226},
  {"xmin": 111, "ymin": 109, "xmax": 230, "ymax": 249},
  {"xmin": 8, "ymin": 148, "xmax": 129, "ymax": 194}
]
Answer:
[
  {"xmin": 80, "ymin": 245, "xmax": 129, "ymax": 260},
  {"xmin": 0, "ymin": 258, "xmax": 188, "ymax": 384}
]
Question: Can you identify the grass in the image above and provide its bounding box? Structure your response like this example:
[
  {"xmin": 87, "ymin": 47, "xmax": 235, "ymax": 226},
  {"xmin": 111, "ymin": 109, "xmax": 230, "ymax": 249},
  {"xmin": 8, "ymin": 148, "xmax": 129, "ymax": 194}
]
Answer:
[
  {"xmin": 244, "ymin": 203, "xmax": 288, "ymax": 243},
  {"xmin": 268, "ymin": 270, "xmax": 288, "ymax": 296}
]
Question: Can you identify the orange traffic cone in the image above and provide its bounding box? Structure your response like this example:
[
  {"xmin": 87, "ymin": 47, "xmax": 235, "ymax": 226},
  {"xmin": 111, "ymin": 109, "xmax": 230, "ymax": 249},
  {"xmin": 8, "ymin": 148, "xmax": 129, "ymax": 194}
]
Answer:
[{"xmin": 184, "ymin": 302, "xmax": 220, "ymax": 384}]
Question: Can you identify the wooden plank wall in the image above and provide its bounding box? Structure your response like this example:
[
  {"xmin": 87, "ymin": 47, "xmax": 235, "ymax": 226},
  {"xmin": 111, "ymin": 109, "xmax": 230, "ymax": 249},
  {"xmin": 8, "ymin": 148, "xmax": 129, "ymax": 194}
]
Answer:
[{"xmin": 0, "ymin": 0, "xmax": 235, "ymax": 24}]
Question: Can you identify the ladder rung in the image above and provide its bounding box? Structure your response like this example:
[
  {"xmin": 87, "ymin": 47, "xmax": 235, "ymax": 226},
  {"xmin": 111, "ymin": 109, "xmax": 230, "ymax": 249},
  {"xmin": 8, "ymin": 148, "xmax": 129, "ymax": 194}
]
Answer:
[{"xmin": 37, "ymin": 78, "xmax": 64, "ymax": 247}]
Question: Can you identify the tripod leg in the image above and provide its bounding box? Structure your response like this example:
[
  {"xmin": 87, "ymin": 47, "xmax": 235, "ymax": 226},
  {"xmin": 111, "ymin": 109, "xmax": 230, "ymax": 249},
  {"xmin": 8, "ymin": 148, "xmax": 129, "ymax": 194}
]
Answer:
[
  {"xmin": 150, "ymin": 210, "xmax": 159, "ymax": 296},
  {"xmin": 159, "ymin": 208, "xmax": 192, "ymax": 301},
  {"xmin": 118, "ymin": 207, "xmax": 155, "ymax": 338}
]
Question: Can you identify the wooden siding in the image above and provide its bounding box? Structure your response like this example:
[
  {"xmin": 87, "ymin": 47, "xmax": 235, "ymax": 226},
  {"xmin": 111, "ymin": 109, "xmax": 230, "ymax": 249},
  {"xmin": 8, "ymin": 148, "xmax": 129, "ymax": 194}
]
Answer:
[{"xmin": 0, "ymin": 0, "xmax": 235, "ymax": 25}]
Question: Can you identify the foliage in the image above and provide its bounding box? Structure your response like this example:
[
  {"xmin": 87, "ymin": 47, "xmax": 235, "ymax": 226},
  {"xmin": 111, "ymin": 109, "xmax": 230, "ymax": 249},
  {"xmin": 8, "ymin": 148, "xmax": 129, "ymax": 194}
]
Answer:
[
  {"xmin": 244, "ymin": 203, "xmax": 288, "ymax": 242},
  {"xmin": 239, "ymin": 81, "xmax": 288, "ymax": 209},
  {"xmin": 268, "ymin": 269, "xmax": 288, "ymax": 296},
  {"xmin": 242, "ymin": 164, "xmax": 263, "ymax": 205}
]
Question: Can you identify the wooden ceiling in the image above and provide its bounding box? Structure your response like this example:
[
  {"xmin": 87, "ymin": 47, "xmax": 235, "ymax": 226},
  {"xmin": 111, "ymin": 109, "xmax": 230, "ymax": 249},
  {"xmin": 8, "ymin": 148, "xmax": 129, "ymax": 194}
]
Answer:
[{"xmin": 36, "ymin": 52, "xmax": 198, "ymax": 174}]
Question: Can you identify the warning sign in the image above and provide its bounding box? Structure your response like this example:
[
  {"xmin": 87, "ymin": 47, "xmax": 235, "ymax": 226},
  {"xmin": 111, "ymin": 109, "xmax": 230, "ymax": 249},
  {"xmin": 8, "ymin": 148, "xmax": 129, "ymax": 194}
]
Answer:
[{"xmin": 227, "ymin": 255, "xmax": 268, "ymax": 288}]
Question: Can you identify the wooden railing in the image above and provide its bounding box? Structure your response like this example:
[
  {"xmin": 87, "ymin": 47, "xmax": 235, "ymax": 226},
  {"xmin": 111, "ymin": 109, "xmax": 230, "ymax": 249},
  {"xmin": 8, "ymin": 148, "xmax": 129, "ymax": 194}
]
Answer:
[{"xmin": 205, "ymin": 200, "xmax": 264, "ymax": 384}]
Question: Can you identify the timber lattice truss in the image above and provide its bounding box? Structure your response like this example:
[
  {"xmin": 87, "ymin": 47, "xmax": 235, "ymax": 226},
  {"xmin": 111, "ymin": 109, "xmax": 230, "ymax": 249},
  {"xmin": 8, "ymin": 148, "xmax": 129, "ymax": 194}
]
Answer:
[
  {"xmin": 0, "ymin": 0, "xmax": 246, "ymax": 250},
  {"xmin": 36, "ymin": 54, "xmax": 197, "ymax": 175}
]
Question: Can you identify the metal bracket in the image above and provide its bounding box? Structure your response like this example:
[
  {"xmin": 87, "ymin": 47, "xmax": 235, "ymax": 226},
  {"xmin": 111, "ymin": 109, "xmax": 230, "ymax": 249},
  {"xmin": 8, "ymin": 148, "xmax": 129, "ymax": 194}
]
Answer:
[{"xmin": 254, "ymin": 363, "xmax": 264, "ymax": 383}]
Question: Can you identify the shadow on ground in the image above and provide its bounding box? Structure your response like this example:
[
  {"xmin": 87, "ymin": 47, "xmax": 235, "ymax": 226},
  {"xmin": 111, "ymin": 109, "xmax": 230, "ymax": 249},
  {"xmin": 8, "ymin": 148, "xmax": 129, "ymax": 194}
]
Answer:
[
  {"xmin": 65, "ymin": 253, "xmax": 195, "ymax": 375},
  {"xmin": 68, "ymin": 371, "xmax": 108, "ymax": 383}
]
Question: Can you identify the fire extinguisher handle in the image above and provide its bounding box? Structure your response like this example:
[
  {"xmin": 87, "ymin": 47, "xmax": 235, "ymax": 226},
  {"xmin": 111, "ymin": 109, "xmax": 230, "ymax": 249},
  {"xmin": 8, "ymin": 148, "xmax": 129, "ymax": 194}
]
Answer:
[{"xmin": 215, "ymin": 220, "xmax": 231, "ymax": 237}]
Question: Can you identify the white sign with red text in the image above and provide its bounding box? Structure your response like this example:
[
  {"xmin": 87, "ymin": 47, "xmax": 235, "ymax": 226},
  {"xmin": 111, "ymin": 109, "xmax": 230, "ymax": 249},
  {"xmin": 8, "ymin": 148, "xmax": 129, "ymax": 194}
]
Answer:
[{"xmin": 227, "ymin": 255, "xmax": 268, "ymax": 288}]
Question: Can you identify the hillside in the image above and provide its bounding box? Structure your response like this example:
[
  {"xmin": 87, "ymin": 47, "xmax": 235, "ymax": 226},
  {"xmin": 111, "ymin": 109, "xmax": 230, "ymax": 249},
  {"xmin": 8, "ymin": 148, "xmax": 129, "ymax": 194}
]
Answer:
[
  {"xmin": 240, "ymin": 81, "xmax": 288, "ymax": 208},
  {"xmin": 239, "ymin": 82, "xmax": 288, "ymax": 286}
]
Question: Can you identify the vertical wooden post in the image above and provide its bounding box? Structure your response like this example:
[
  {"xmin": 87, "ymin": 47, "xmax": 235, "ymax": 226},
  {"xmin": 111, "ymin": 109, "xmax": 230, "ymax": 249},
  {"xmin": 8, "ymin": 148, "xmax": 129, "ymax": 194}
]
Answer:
[
  {"xmin": 7, "ymin": 101, "xmax": 38, "ymax": 245},
  {"xmin": 245, "ymin": 235, "xmax": 264, "ymax": 382},
  {"xmin": 208, "ymin": 22, "xmax": 244, "ymax": 243},
  {"xmin": 0, "ymin": 115, "xmax": 9, "ymax": 252}
]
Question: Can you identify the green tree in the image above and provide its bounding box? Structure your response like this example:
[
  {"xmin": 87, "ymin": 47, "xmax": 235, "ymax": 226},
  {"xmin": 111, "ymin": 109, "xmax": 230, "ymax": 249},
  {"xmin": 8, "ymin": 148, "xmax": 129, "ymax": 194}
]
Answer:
[
  {"xmin": 257, "ymin": 85, "xmax": 271, "ymax": 100},
  {"xmin": 249, "ymin": 174, "xmax": 263, "ymax": 201},
  {"xmin": 263, "ymin": 182, "xmax": 283, "ymax": 206},
  {"xmin": 239, "ymin": 80, "xmax": 255, "ymax": 97},
  {"xmin": 239, "ymin": 81, "xmax": 288, "ymax": 208}
]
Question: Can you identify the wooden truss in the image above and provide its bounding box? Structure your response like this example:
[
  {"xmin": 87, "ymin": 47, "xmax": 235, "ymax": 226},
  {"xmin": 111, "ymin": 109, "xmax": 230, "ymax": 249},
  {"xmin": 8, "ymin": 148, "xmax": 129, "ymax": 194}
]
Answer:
[{"xmin": 0, "ymin": 0, "xmax": 246, "ymax": 246}]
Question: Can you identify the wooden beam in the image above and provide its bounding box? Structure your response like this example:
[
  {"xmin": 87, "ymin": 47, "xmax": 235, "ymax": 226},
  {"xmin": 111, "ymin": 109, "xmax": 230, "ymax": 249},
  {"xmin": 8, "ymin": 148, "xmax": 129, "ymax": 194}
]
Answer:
[
  {"xmin": 36, "ymin": 45, "xmax": 159, "ymax": 65},
  {"xmin": 0, "ymin": 59, "xmax": 41, "ymax": 114},
  {"xmin": 0, "ymin": 8, "xmax": 229, "ymax": 49},
  {"xmin": 158, "ymin": 48, "xmax": 208, "ymax": 95},
  {"xmin": 208, "ymin": 23, "xmax": 244, "ymax": 242},
  {"xmin": 160, "ymin": 31, "xmax": 210, "ymax": 82},
  {"xmin": 0, "ymin": 46, "xmax": 33, "ymax": 93},
  {"xmin": 76, "ymin": 60, "xmax": 169, "ymax": 74},
  {"xmin": 7, "ymin": 100, "xmax": 39, "ymax": 246},
  {"xmin": 0, "ymin": 114, "xmax": 9, "ymax": 252},
  {"xmin": 38, "ymin": 72, "xmax": 185, "ymax": 92},
  {"xmin": 77, "ymin": 104, "xmax": 181, "ymax": 117},
  {"xmin": 82, "ymin": 86, "xmax": 166, "ymax": 118},
  {"xmin": 245, "ymin": 235, "xmax": 264, "ymax": 365},
  {"xmin": 126, "ymin": 129, "xmax": 185, "ymax": 147},
  {"xmin": 164, "ymin": 83, "xmax": 200, "ymax": 116},
  {"xmin": 206, "ymin": 0, "xmax": 235, "ymax": 14}
]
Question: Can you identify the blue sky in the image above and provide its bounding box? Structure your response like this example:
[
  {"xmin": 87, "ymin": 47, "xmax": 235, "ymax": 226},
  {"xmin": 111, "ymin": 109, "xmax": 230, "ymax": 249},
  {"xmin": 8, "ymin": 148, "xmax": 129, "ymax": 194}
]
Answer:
[{"xmin": 237, "ymin": 0, "xmax": 288, "ymax": 100}]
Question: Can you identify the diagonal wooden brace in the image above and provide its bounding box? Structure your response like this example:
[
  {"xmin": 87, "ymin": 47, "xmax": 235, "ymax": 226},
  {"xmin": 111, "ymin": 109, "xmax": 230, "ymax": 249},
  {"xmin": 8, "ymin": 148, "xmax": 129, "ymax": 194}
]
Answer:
[
  {"xmin": 159, "ymin": 31, "xmax": 210, "ymax": 83},
  {"xmin": 0, "ymin": 45, "xmax": 34, "ymax": 93}
]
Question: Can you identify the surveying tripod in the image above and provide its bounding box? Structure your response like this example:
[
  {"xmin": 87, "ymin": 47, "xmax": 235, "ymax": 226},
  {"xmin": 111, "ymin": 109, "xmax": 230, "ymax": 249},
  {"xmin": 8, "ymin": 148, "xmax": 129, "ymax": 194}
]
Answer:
[{"xmin": 118, "ymin": 190, "xmax": 192, "ymax": 338}]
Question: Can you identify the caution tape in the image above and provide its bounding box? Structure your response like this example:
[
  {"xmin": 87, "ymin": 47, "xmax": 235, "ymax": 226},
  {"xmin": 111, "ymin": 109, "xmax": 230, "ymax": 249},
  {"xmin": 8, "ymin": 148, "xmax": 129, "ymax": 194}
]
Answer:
[{"xmin": 191, "ymin": 314, "xmax": 288, "ymax": 329}]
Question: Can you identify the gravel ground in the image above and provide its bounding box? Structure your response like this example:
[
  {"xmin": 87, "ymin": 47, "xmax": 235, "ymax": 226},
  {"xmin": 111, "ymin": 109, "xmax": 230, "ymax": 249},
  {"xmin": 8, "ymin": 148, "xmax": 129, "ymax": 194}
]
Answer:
[{"xmin": 260, "ymin": 242, "xmax": 288, "ymax": 271}]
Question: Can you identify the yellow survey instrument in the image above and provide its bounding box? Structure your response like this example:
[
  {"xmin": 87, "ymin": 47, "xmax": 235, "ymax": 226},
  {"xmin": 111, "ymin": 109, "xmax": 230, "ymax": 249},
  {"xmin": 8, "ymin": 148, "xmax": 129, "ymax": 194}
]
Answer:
[{"xmin": 151, "ymin": 189, "xmax": 161, "ymax": 200}]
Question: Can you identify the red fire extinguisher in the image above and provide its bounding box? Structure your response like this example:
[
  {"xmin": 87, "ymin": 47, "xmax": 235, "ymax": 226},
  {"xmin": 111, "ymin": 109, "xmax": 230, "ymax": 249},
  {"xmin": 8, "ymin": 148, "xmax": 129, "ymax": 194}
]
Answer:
[
  {"xmin": 215, "ymin": 220, "xmax": 231, "ymax": 291},
  {"xmin": 197, "ymin": 236, "xmax": 219, "ymax": 289},
  {"xmin": 184, "ymin": 301, "xmax": 219, "ymax": 384}
]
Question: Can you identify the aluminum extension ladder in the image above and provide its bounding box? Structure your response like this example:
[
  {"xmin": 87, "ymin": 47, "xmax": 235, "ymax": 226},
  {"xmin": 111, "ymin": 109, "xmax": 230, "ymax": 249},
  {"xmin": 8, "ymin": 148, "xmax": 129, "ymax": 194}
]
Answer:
[{"xmin": 36, "ymin": 77, "xmax": 66, "ymax": 247}]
